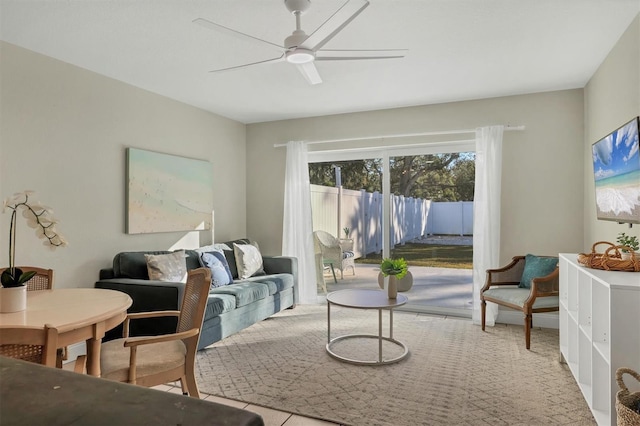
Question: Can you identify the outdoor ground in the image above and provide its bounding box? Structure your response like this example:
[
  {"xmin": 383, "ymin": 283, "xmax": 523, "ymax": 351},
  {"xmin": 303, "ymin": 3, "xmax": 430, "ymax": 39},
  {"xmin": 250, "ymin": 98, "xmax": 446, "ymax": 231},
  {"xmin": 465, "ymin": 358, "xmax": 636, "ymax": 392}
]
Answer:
[
  {"xmin": 325, "ymin": 236, "xmax": 474, "ymax": 313},
  {"xmin": 356, "ymin": 235, "xmax": 473, "ymax": 269}
]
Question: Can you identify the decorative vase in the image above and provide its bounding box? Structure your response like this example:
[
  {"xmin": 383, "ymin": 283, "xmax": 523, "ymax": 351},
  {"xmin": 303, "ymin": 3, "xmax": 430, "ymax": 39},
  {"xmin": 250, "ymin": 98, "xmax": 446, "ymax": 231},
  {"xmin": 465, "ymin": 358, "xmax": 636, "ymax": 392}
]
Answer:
[
  {"xmin": 0, "ymin": 285, "xmax": 27, "ymax": 313},
  {"xmin": 378, "ymin": 271, "xmax": 413, "ymax": 292},
  {"xmin": 387, "ymin": 275, "xmax": 398, "ymax": 299}
]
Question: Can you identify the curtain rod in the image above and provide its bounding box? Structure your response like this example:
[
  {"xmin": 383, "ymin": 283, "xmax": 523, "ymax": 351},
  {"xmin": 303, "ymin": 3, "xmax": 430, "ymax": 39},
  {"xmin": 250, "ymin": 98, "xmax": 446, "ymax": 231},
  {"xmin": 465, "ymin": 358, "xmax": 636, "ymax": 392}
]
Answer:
[
  {"xmin": 273, "ymin": 125, "xmax": 525, "ymax": 148},
  {"xmin": 309, "ymin": 139, "xmax": 476, "ymax": 155}
]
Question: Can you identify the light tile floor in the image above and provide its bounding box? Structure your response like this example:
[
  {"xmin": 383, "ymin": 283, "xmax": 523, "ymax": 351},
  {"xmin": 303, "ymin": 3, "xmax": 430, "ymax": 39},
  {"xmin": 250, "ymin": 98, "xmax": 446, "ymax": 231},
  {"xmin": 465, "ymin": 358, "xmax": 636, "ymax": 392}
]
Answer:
[
  {"xmin": 62, "ymin": 362, "xmax": 339, "ymax": 426},
  {"xmin": 151, "ymin": 383, "xmax": 341, "ymax": 426}
]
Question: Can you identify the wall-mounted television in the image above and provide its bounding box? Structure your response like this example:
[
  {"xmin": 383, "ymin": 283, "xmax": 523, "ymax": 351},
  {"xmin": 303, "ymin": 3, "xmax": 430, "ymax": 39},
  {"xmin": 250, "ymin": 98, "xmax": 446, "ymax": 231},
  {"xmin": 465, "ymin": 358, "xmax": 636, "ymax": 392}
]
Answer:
[{"xmin": 591, "ymin": 116, "xmax": 640, "ymax": 224}]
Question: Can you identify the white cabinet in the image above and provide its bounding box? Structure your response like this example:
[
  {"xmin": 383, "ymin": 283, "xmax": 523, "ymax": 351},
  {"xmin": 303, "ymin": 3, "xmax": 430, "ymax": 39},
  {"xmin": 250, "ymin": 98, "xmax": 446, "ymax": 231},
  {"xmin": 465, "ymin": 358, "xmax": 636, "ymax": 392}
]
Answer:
[{"xmin": 559, "ymin": 253, "xmax": 640, "ymax": 426}]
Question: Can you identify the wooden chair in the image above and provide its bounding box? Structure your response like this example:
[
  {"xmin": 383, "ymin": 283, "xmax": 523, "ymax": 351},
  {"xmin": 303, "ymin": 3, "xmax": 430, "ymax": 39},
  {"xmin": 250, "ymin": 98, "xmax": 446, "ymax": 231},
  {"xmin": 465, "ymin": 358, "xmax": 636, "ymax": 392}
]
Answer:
[
  {"xmin": 480, "ymin": 255, "xmax": 559, "ymax": 350},
  {"xmin": 0, "ymin": 266, "xmax": 54, "ymax": 291},
  {"xmin": 313, "ymin": 230, "xmax": 356, "ymax": 280},
  {"xmin": 100, "ymin": 268, "xmax": 212, "ymax": 397},
  {"xmin": 0, "ymin": 324, "xmax": 59, "ymax": 367},
  {"xmin": 0, "ymin": 266, "xmax": 85, "ymax": 372}
]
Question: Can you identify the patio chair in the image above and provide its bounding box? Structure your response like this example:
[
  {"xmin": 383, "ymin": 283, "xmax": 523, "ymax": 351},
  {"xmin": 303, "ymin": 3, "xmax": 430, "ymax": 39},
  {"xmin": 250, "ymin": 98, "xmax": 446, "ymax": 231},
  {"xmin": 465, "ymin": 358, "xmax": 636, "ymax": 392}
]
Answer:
[
  {"xmin": 313, "ymin": 230, "xmax": 355, "ymax": 280},
  {"xmin": 480, "ymin": 254, "xmax": 559, "ymax": 349}
]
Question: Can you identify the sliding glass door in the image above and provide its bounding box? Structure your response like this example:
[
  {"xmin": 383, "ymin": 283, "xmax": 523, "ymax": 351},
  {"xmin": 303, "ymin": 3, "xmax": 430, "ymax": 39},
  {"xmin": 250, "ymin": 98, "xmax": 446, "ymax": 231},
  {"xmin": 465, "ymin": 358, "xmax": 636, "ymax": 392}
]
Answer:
[{"xmin": 309, "ymin": 140, "xmax": 475, "ymax": 316}]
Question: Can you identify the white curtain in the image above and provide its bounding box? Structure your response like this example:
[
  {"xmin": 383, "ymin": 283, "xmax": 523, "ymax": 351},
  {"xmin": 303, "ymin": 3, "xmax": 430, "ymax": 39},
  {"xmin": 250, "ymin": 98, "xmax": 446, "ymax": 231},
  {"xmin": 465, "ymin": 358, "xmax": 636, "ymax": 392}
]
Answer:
[
  {"xmin": 282, "ymin": 141, "xmax": 317, "ymax": 304},
  {"xmin": 472, "ymin": 125, "xmax": 504, "ymax": 326}
]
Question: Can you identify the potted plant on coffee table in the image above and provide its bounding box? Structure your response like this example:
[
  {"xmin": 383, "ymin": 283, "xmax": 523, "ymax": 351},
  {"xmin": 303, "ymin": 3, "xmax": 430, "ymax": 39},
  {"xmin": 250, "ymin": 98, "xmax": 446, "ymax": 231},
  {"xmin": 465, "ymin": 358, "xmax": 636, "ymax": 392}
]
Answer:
[{"xmin": 380, "ymin": 257, "xmax": 408, "ymax": 299}]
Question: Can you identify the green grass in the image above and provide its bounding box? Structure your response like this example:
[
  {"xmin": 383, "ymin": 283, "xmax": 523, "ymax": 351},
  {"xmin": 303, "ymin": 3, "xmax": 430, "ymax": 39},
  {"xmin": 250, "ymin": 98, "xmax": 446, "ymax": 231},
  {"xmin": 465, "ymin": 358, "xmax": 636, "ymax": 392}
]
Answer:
[{"xmin": 356, "ymin": 243, "xmax": 473, "ymax": 269}]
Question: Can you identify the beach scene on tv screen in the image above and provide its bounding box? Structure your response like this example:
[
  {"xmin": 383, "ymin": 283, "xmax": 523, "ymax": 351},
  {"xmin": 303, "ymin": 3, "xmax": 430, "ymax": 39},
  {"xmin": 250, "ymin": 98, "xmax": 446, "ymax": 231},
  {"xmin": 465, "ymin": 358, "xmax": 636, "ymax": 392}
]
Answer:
[{"xmin": 592, "ymin": 118, "xmax": 640, "ymax": 223}]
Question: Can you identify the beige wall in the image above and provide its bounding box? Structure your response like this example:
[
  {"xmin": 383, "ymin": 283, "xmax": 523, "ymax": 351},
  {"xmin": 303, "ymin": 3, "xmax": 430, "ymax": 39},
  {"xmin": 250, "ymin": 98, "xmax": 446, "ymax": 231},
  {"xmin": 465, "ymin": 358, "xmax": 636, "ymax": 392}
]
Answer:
[
  {"xmin": 2, "ymin": 14, "xmax": 636, "ymax": 290},
  {"xmin": 0, "ymin": 41, "xmax": 246, "ymax": 289},
  {"xmin": 584, "ymin": 14, "xmax": 640, "ymax": 246},
  {"xmin": 247, "ymin": 90, "xmax": 585, "ymax": 264}
]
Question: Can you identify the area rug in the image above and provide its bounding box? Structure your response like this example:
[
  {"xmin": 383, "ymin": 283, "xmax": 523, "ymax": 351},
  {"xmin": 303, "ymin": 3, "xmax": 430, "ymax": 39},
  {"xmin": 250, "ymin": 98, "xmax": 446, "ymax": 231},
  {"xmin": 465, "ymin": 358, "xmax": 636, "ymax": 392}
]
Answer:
[{"xmin": 196, "ymin": 305, "xmax": 595, "ymax": 426}]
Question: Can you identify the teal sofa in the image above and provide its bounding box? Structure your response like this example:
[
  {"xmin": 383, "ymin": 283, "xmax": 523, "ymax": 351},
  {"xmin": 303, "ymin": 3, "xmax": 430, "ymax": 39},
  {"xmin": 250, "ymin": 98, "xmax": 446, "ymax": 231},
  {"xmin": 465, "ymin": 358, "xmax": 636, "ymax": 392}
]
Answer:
[{"xmin": 95, "ymin": 240, "xmax": 297, "ymax": 350}]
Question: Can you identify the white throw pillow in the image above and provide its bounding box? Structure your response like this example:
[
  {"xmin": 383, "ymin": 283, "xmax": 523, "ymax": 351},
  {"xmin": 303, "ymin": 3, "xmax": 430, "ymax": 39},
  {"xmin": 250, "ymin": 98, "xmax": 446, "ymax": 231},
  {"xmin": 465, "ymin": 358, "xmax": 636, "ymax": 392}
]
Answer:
[
  {"xmin": 233, "ymin": 243, "xmax": 264, "ymax": 279},
  {"xmin": 144, "ymin": 250, "xmax": 188, "ymax": 283},
  {"xmin": 195, "ymin": 243, "xmax": 231, "ymax": 253}
]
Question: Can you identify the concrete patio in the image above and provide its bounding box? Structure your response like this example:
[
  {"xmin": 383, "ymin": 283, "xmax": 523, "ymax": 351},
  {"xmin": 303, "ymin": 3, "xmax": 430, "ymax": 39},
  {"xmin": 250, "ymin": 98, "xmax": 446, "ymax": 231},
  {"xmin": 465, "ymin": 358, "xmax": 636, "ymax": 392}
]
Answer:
[{"xmin": 321, "ymin": 263, "xmax": 473, "ymax": 317}]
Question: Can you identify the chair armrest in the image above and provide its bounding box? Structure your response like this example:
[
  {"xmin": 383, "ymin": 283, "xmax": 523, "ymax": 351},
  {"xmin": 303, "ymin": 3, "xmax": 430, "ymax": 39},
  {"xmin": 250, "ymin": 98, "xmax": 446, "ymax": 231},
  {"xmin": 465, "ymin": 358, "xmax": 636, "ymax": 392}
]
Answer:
[
  {"xmin": 127, "ymin": 311, "xmax": 181, "ymax": 320},
  {"xmin": 530, "ymin": 268, "xmax": 560, "ymax": 297},
  {"xmin": 123, "ymin": 328, "xmax": 200, "ymax": 383},
  {"xmin": 123, "ymin": 328, "xmax": 199, "ymax": 348},
  {"xmin": 95, "ymin": 279, "xmax": 185, "ymax": 340},
  {"xmin": 481, "ymin": 256, "xmax": 526, "ymax": 292}
]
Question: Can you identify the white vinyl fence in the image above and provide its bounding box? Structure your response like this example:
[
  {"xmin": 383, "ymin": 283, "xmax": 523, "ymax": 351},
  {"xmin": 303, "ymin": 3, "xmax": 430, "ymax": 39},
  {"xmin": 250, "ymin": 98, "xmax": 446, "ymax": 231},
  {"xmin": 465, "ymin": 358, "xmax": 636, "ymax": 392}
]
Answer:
[{"xmin": 311, "ymin": 184, "xmax": 473, "ymax": 257}]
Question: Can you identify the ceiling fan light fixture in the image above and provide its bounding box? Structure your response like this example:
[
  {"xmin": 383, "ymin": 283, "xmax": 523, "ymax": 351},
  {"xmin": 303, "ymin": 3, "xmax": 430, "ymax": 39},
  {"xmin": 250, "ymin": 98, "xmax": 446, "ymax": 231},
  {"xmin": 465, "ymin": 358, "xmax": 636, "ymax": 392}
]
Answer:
[{"xmin": 286, "ymin": 49, "xmax": 315, "ymax": 64}]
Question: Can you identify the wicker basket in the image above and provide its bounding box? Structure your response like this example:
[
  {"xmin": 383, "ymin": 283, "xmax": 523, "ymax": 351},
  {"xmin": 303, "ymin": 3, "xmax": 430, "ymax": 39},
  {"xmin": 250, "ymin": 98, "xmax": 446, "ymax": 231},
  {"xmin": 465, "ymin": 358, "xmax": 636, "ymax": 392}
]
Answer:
[
  {"xmin": 577, "ymin": 241, "xmax": 640, "ymax": 272},
  {"xmin": 616, "ymin": 368, "xmax": 640, "ymax": 426}
]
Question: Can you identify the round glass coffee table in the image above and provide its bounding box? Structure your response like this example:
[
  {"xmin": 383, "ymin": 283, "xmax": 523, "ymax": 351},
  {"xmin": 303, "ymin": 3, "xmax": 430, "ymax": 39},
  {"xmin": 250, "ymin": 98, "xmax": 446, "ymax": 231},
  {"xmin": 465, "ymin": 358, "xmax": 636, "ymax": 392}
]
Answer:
[{"xmin": 326, "ymin": 288, "xmax": 409, "ymax": 365}]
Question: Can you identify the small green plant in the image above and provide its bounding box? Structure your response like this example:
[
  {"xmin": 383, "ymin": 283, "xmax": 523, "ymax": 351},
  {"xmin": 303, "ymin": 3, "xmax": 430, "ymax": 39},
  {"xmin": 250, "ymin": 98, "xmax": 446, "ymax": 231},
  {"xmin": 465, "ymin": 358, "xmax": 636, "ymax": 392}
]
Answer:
[
  {"xmin": 616, "ymin": 232, "xmax": 639, "ymax": 253},
  {"xmin": 380, "ymin": 258, "xmax": 408, "ymax": 279},
  {"xmin": 343, "ymin": 227, "xmax": 351, "ymax": 238}
]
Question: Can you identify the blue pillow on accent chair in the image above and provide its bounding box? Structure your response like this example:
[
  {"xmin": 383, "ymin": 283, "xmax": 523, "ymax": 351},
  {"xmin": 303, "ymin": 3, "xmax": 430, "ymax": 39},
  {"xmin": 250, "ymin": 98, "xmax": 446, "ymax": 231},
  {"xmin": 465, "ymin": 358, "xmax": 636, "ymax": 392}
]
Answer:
[
  {"xmin": 199, "ymin": 252, "xmax": 233, "ymax": 287},
  {"xmin": 519, "ymin": 254, "xmax": 559, "ymax": 289}
]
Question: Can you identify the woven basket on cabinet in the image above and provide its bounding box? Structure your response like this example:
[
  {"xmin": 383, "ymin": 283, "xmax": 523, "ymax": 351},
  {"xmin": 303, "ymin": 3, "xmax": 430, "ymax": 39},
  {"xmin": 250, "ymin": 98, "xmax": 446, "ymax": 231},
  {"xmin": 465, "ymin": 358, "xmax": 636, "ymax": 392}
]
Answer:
[{"xmin": 577, "ymin": 241, "xmax": 640, "ymax": 272}]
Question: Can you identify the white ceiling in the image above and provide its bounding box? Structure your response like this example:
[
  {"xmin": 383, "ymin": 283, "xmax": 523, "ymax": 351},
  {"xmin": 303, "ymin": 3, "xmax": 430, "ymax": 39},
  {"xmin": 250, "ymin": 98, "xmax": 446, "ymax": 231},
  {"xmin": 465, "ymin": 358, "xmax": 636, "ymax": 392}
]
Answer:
[{"xmin": 1, "ymin": 1, "xmax": 639, "ymax": 124}]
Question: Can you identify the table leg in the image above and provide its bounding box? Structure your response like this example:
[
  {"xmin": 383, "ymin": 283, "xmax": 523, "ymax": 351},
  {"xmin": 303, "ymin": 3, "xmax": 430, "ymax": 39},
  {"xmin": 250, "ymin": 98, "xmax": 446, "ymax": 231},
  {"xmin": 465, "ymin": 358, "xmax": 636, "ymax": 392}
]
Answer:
[
  {"xmin": 378, "ymin": 309, "xmax": 382, "ymax": 363},
  {"xmin": 327, "ymin": 302, "xmax": 331, "ymax": 344},
  {"xmin": 389, "ymin": 308, "xmax": 394, "ymax": 340},
  {"xmin": 85, "ymin": 338, "xmax": 101, "ymax": 376},
  {"xmin": 330, "ymin": 264, "xmax": 337, "ymax": 283},
  {"xmin": 86, "ymin": 321, "xmax": 106, "ymax": 377}
]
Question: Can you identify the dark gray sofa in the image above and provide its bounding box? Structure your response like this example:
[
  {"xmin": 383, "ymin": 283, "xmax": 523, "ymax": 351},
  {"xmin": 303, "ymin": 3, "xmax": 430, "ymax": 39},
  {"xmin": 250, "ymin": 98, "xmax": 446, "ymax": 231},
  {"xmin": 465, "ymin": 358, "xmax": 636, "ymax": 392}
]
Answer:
[{"xmin": 95, "ymin": 240, "xmax": 297, "ymax": 350}]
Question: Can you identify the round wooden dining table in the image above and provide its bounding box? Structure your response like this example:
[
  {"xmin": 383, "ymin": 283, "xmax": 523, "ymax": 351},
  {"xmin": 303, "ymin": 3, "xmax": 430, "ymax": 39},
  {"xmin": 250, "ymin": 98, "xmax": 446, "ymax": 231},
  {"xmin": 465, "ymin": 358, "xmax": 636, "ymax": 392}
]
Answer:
[{"xmin": 0, "ymin": 288, "xmax": 132, "ymax": 377}]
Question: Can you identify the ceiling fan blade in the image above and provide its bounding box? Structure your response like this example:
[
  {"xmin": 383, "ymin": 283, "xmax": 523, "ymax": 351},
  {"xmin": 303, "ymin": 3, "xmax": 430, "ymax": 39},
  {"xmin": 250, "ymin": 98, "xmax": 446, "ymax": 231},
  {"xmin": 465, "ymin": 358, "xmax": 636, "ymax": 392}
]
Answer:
[
  {"xmin": 193, "ymin": 18, "xmax": 284, "ymax": 53},
  {"xmin": 299, "ymin": 0, "xmax": 369, "ymax": 52},
  {"xmin": 296, "ymin": 62, "xmax": 322, "ymax": 85},
  {"xmin": 209, "ymin": 54, "xmax": 285, "ymax": 73},
  {"xmin": 316, "ymin": 49, "xmax": 408, "ymax": 61}
]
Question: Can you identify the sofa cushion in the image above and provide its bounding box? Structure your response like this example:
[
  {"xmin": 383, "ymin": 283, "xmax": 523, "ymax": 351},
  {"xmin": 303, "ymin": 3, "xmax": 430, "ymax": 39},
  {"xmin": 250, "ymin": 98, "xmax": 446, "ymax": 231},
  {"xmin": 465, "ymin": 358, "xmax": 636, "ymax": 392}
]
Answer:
[
  {"xmin": 483, "ymin": 288, "xmax": 559, "ymax": 309},
  {"xmin": 199, "ymin": 252, "xmax": 233, "ymax": 287},
  {"xmin": 208, "ymin": 282, "xmax": 269, "ymax": 308},
  {"xmin": 244, "ymin": 273, "xmax": 294, "ymax": 293},
  {"xmin": 113, "ymin": 250, "xmax": 200, "ymax": 279},
  {"xmin": 233, "ymin": 243, "xmax": 265, "ymax": 279},
  {"xmin": 519, "ymin": 254, "xmax": 558, "ymax": 289},
  {"xmin": 144, "ymin": 251, "xmax": 188, "ymax": 283},
  {"xmin": 205, "ymin": 294, "xmax": 237, "ymax": 317}
]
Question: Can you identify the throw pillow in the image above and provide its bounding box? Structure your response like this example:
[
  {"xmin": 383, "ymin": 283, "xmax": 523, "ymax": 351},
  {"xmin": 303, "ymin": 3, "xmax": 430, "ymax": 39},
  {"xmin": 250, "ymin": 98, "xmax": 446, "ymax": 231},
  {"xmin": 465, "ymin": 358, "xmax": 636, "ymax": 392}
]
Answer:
[
  {"xmin": 195, "ymin": 243, "xmax": 232, "ymax": 253},
  {"xmin": 519, "ymin": 254, "xmax": 558, "ymax": 289},
  {"xmin": 144, "ymin": 250, "xmax": 188, "ymax": 283},
  {"xmin": 233, "ymin": 242, "xmax": 264, "ymax": 279},
  {"xmin": 199, "ymin": 252, "xmax": 233, "ymax": 287}
]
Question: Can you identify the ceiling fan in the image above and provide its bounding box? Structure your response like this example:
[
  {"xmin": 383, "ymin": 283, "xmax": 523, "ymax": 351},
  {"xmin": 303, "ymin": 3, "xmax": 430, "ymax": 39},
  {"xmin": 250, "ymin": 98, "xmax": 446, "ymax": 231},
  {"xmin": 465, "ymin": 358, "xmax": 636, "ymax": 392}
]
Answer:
[{"xmin": 194, "ymin": 0, "xmax": 407, "ymax": 85}]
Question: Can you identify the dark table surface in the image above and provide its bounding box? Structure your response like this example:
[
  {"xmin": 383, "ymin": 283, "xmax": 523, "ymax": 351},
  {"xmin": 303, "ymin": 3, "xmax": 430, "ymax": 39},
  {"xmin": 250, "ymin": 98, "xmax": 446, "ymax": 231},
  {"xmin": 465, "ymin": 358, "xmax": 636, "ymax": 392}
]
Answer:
[{"xmin": 0, "ymin": 356, "xmax": 264, "ymax": 426}]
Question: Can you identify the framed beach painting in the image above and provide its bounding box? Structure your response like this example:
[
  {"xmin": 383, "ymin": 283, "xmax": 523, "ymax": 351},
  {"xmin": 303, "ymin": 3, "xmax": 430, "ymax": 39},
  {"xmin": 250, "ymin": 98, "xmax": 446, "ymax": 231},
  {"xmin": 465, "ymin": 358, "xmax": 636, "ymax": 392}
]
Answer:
[
  {"xmin": 591, "ymin": 116, "xmax": 640, "ymax": 224},
  {"xmin": 126, "ymin": 148, "xmax": 214, "ymax": 234}
]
